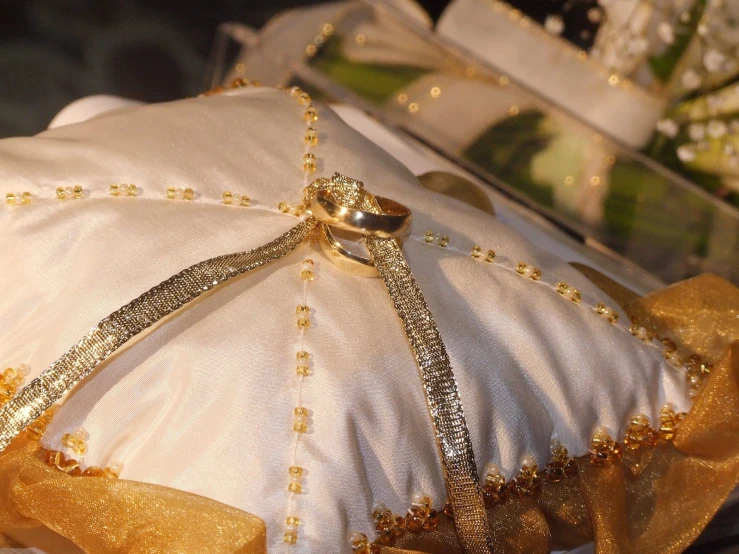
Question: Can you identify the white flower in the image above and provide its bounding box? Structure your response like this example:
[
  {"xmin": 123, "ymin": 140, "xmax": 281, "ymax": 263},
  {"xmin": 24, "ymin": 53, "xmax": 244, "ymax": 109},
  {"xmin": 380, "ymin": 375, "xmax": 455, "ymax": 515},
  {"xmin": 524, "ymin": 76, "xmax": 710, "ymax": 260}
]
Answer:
[
  {"xmin": 707, "ymin": 119, "xmax": 728, "ymax": 138},
  {"xmin": 689, "ymin": 123, "xmax": 705, "ymax": 141},
  {"xmin": 657, "ymin": 22, "xmax": 675, "ymax": 44},
  {"xmin": 628, "ymin": 36, "xmax": 649, "ymax": 55},
  {"xmin": 706, "ymin": 94, "xmax": 723, "ymax": 113},
  {"xmin": 681, "ymin": 69, "xmax": 702, "ymax": 90},
  {"xmin": 723, "ymin": 143, "xmax": 735, "ymax": 155},
  {"xmin": 587, "ymin": 8, "xmax": 603, "ymax": 23},
  {"xmin": 544, "ymin": 15, "xmax": 565, "ymax": 35},
  {"xmin": 677, "ymin": 145, "xmax": 697, "ymax": 162},
  {"xmin": 704, "ymin": 49, "xmax": 726, "ymax": 73},
  {"xmin": 656, "ymin": 118, "xmax": 679, "ymax": 138}
]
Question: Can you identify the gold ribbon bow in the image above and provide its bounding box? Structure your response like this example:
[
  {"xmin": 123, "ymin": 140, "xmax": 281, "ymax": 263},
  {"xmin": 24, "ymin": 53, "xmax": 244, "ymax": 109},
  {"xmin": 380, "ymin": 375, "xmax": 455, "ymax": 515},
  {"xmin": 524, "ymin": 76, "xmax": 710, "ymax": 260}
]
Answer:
[{"xmin": 0, "ymin": 174, "xmax": 493, "ymax": 554}]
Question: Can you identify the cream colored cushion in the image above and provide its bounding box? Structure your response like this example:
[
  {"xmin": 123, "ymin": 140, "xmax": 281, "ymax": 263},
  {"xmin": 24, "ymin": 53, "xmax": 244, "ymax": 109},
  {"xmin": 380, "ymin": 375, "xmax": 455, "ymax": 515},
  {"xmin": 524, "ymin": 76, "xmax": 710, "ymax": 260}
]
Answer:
[{"xmin": 0, "ymin": 89, "xmax": 688, "ymax": 552}]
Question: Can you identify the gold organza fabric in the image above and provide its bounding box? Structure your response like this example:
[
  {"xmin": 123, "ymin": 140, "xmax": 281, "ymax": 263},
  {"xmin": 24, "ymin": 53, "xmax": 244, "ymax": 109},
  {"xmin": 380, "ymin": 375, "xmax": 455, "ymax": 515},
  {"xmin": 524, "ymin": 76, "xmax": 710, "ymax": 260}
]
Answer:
[
  {"xmin": 0, "ymin": 439, "xmax": 266, "ymax": 553},
  {"xmin": 0, "ymin": 274, "xmax": 737, "ymax": 553}
]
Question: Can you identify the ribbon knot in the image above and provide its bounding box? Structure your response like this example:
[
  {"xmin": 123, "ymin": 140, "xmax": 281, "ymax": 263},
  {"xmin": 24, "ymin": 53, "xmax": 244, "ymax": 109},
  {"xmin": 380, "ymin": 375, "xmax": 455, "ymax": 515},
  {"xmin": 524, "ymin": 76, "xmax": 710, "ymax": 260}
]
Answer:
[{"xmin": 303, "ymin": 173, "xmax": 382, "ymax": 214}]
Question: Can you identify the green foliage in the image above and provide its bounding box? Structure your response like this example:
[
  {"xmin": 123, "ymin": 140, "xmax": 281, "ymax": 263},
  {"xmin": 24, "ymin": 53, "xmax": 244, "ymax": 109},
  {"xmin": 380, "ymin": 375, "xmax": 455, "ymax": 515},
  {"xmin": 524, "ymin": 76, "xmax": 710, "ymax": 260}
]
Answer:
[
  {"xmin": 648, "ymin": 0, "xmax": 706, "ymax": 84},
  {"xmin": 603, "ymin": 157, "xmax": 714, "ymax": 258},
  {"xmin": 462, "ymin": 110, "xmax": 555, "ymax": 207},
  {"xmin": 310, "ymin": 36, "xmax": 430, "ymax": 106}
]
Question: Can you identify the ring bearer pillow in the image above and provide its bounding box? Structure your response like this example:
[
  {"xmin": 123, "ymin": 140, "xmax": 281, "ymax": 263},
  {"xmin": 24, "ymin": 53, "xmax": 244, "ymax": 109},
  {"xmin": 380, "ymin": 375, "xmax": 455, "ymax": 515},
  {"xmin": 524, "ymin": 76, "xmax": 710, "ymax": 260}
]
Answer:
[{"xmin": 0, "ymin": 86, "xmax": 737, "ymax": 554}]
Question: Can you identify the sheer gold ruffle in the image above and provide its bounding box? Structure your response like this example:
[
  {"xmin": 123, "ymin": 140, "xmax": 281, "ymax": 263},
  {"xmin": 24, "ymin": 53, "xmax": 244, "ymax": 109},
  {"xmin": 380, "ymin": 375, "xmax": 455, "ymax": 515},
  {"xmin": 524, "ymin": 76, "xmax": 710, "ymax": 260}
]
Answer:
[
  {"xmin": 0, "ymin": 438, "xmax": 266, "ymax": 553},
  {"xmin": 0, "ymin": 274, "xmax": 737, "ymax": 553}
]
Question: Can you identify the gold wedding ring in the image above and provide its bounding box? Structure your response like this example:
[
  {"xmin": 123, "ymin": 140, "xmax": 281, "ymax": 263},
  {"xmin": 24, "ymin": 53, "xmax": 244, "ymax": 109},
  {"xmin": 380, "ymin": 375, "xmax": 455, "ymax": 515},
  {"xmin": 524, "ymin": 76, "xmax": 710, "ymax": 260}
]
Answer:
[
  {"xmin": 319, "ymin": 225, "xmax": 405, "ymax": 278},
  {"xmin": 309, "ymin": 181, "xmax": 412, "ymax": 277},
  {"xmin": 310, "ymin": 188, "xmax": 411, "ymax": 238}
]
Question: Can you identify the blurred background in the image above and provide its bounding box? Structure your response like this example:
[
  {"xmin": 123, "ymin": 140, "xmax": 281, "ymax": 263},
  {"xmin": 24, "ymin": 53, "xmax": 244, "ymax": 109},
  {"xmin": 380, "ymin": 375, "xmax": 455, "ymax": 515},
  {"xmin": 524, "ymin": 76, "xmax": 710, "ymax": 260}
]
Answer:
[
  {"xmin": 0, "ymin": 0, "xmax": 314, "ymax": 136},
  {"xmin": 0, "ymin": 0, "xmax": 613, "ymax": 137},
  {"xmin": 0, "ymin": 0, "xmax": 446, "ymax": 138},
  {"xmin": 1, "ymin": 0, "xmax": 738, "ymax": 289}
]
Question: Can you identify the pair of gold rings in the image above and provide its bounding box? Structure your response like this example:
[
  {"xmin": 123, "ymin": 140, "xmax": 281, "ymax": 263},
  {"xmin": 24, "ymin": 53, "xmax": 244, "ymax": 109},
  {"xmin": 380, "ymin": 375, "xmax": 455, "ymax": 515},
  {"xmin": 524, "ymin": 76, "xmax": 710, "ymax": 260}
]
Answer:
[{"xmin": 309, "ymin": 187, "xmax": 412, "ymax": 277}]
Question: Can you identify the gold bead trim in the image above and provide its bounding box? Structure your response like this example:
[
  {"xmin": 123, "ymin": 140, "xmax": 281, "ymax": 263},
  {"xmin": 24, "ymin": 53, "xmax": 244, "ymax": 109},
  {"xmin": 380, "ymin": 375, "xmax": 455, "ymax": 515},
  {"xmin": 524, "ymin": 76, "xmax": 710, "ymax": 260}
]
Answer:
[
  {"xmin": 42, "ymin": 427, "xmax": 123, "ymax": 479},
  {"xmin": 556, "ymin": 281, "xmax": 581, "ymax": 302},
  {"xmin": 355, "ymin": 408, "xmax": 688, "ymax": 551},
  {"xmin": 423, "ymin": 231, "xmax": 449, "ymax": 247},
  {"xmin": 166, "ymin": 187, "xmax": 194, "ymax": 201},
  {"xmin": 2, "ymin": 184, "xmax": 308, "ymax": 217},
  {"xmin": 350, "ymin": 495, "xmax": 443, "ymax": 550},
  {"xmin": 1, "ymin": 364, "xmax": 124, "ymax": 478},
  {"xmin": 26, "ymin": 405, "xmax": 59, "ymax": 442},
  {"xmin": 222, "ymin": 191, "xmax": 250, "ymax": 207},
  {"xmin": 304, "ymin": 22, "xmax": 334, "ymax": 58},
  {"xmin": 56, "ymin": 186, "xmax": 84, "ymax": 200},
  {"xmin": 516, "ymin": 262, "xmax": 542, "ymax": 281},
  {"xmin": 7, "ymin": 81, "xmax": 318, "ymax": 214},
  {"xmin": 470, "ymin": 245, "xmax": 496, "ymax": 262},
  {"xmin": 5, "ymin": 192, "xmax": 31, "ymax": 206},
  {"xmin": 0, "ymin": 365, "xmax": 30, "ymax": 406},
  {"xmin": 110, "ymin": 184, "xmax": 138, "ymax": 197},
  {"xmin": 61, "ymin": 428, "xmax": 89, "ymax": 456},
  {"xmin": 414, "ymin": 231, "xmax": 708, "ymax": 394},
  {"xmin": 283, "ymin": 257, "xmax": 318, "ymax": 546}
]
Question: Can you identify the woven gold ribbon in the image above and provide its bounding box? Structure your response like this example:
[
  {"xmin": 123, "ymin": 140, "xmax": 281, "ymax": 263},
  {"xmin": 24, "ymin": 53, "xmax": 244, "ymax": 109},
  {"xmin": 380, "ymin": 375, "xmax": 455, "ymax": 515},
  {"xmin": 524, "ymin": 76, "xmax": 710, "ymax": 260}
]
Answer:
[{"xmin": 0, "ymin": 175, "xmax": 492, "ymax": 553}]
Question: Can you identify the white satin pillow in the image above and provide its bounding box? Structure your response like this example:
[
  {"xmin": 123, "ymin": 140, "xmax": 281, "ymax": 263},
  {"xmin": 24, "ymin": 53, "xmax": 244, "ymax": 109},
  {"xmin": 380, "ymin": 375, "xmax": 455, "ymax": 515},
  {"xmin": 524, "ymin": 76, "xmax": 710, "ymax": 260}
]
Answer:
[{"xmin": 0, "ymin": 89, "xmax": 688, "ymax": 552}]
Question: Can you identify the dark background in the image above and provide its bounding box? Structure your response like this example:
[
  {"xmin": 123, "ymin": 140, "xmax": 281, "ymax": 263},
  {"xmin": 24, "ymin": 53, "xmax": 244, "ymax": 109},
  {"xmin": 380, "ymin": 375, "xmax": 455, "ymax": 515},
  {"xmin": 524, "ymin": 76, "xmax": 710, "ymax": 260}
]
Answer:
[
  {"xmin": 0, "ymin": 0, "xmax": 601, "ymax": 139},
  {"xmin": 0, "ymin": 0, "xmax": 330, "ymax": 137}
]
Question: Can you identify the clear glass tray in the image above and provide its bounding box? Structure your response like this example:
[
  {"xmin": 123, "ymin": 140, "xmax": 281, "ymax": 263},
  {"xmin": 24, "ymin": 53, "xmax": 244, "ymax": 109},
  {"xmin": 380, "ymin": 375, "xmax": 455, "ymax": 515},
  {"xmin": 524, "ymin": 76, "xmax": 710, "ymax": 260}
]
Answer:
[{"xmin": 205, "ymin": 0, "xmax": 739, "ymax": 289}]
